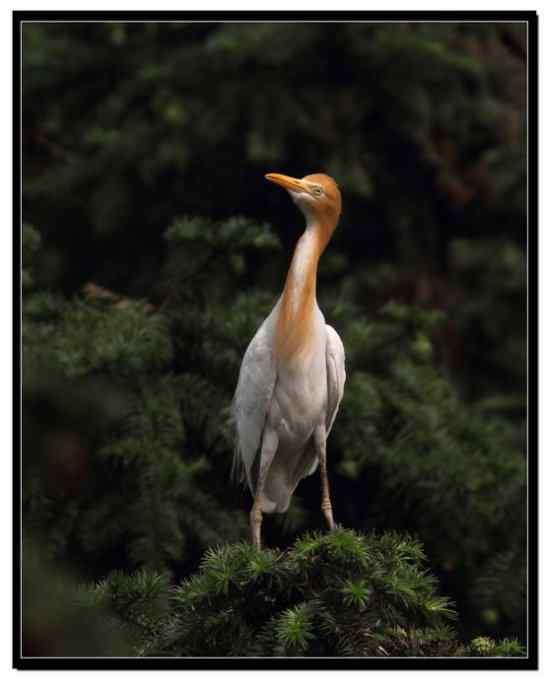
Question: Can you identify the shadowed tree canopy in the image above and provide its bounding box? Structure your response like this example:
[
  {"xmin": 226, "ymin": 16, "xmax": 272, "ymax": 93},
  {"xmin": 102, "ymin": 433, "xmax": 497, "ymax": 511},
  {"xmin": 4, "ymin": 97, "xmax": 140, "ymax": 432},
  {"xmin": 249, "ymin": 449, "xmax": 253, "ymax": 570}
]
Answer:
[{"xmin": 22, "ymin": 21, "xmax": 527, "ymax": 657}]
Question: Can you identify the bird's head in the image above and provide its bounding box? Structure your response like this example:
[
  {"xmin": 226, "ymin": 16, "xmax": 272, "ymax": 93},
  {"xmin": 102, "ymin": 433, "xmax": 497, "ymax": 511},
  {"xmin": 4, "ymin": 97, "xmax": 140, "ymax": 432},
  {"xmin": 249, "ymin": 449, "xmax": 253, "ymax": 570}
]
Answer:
[{"xmin": 265, "ymin": 172, "xmax": 342, "ymax": 231}]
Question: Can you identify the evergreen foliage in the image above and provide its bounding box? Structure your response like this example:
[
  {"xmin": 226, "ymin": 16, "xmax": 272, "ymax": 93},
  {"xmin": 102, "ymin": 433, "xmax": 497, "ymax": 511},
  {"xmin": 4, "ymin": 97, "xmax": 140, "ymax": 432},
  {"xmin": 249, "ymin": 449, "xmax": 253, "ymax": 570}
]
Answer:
[
  {"xmin": 332, "ymin": 300, "xmax": 526, "ymax": 640},
  {"xmin": 21, "ymin": 21, "xmax": 527, "ymax": 658},
  {"xmin": 161, "ymin": 529, "xmax": 459, "ymax": 657},
  {"xmin": 62, "ymin": 530, "xmax": 524, "ymax": 658}
]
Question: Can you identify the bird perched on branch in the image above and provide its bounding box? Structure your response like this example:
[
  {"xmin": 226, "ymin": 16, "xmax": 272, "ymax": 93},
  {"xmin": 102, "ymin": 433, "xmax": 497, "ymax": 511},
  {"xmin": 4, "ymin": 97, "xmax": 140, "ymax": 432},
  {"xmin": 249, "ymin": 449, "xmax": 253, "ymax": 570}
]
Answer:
[{"xmin": 232, "ymin": 172, "xmax": 346, "ymax": 549}]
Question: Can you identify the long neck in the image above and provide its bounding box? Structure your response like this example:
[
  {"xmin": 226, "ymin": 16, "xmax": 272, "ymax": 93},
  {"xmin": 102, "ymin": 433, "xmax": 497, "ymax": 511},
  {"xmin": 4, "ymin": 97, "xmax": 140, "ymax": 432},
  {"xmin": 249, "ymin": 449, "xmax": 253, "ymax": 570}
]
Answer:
[{"xmin": 274, "ymin": 219, "xmax": 331, "ymax": 361}]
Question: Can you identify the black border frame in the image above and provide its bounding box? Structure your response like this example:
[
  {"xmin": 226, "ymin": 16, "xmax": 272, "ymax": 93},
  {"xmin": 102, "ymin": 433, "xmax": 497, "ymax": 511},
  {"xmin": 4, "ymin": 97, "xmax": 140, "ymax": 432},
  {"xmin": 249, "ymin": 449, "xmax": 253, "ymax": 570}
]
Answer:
[{"xmin": 13, "ymin": 9, "xmax": 539, "ymax": 671}]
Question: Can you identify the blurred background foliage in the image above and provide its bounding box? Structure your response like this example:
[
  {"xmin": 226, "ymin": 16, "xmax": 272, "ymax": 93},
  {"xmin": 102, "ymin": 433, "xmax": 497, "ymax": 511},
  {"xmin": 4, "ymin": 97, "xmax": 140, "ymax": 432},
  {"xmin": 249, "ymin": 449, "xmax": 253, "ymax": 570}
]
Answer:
[{"xmin": 22, "ymin": 20, "xmax": 527, "ymax": 657}]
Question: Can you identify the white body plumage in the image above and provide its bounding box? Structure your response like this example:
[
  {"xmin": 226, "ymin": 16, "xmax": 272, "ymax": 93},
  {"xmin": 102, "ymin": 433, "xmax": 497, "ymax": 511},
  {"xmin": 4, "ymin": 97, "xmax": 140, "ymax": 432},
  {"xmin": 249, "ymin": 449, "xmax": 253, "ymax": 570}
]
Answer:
[{"xmin": 233, "ymin": 297, "xmax": 345, "ymax": 513}]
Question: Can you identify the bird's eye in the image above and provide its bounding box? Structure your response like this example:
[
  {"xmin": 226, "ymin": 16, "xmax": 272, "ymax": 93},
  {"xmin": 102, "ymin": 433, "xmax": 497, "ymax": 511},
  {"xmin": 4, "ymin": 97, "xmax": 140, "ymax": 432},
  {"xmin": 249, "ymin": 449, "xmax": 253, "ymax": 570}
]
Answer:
[{"xmin": 311, "ymin": 186, "xmax": 323, "ymax": 197}]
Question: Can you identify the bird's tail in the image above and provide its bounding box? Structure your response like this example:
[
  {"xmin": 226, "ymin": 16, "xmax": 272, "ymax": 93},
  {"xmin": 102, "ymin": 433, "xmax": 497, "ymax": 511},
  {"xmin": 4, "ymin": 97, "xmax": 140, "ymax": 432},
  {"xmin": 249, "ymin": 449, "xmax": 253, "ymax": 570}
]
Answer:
[
  {"xmin": 262, "ymin": 443, "xmax": 319, "ymax": 513},
  {"xmin": 261, "ymin": 464, "xmax": 295, "ymax": 514}
]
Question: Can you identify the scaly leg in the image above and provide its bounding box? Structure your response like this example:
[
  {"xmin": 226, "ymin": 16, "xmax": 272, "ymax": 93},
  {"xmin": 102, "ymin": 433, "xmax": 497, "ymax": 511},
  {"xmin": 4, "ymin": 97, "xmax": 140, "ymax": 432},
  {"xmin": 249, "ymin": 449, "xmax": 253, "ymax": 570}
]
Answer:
[
  {"xmin": 250, "ymin": 428, "xmax": 278, "ymax": 550},
  {"xmin": 315, "ymin": 426, "xmax": 335, "ymax": 530}
]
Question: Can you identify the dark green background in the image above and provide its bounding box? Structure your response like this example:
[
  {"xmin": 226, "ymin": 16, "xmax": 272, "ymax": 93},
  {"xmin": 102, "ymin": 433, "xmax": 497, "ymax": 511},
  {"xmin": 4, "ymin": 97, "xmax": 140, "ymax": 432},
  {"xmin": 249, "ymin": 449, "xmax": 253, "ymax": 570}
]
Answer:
[{"xmin": 22, "ymin": 21, "xmax": 527, "ymax": 656}]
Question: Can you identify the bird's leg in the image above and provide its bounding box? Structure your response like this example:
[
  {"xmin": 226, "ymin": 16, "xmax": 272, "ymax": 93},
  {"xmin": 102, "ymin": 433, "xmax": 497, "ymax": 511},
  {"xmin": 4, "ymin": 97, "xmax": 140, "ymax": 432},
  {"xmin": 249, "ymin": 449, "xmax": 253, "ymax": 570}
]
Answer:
[
  {"xmin": 315, "ymin": 426, "xmax": 335, "ymax": 530},
  {"xmin": 250, "ymin": 428, "xmax": 278, "ymax": 550}
]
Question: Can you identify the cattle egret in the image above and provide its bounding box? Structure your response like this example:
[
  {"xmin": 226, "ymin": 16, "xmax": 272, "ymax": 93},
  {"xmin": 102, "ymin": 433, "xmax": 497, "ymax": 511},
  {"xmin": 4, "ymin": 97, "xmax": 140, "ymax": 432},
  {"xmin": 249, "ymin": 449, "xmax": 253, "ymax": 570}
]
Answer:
[{"xmin": 232, "ymin": 172, "xmax": 346, "ymax": 549}]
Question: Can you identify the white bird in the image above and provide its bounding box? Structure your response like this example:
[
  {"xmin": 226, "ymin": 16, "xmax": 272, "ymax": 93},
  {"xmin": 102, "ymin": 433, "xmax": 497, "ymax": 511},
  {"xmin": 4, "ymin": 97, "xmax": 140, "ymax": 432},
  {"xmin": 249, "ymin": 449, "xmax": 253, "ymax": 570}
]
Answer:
[{"xmin": 232, "ymin": 172, "xmax": 346, "ymax": 549}]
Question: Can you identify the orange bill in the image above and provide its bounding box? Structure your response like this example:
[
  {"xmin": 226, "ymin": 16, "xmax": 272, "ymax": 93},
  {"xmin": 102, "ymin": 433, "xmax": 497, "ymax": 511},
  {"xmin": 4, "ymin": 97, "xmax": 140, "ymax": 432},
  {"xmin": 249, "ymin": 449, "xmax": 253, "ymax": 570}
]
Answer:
[{"xmin": 265, "ymin": 173, "xmax": 307, "ymax": 193}]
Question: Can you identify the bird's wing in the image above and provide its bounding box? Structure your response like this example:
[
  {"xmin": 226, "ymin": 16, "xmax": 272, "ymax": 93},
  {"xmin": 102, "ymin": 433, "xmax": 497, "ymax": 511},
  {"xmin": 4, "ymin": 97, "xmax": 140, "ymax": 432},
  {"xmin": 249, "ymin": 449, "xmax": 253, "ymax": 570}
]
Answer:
[
  {"xmin": 231, "ymin": 316, "xmax": 277, "ymax": 493},
  {"xmin": 325, "ymin": 324, "xmax": 346, "ymax": 435}
]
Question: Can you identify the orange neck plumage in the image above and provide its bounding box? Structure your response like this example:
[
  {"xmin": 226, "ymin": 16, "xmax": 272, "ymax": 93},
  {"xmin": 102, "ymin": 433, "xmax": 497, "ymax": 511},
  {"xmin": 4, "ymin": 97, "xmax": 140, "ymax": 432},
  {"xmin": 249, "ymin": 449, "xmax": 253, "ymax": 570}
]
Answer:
[{"xmin": 274, "ymin": 219, "xmax": 333, "ymax": 362}]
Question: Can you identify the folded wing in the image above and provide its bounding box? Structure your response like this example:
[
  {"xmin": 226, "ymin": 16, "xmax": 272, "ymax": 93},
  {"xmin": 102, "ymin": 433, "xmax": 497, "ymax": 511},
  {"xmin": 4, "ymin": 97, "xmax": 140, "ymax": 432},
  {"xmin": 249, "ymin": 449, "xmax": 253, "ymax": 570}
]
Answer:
[{"xmin": 231, "ymin": 317, "xmax": 276, "ymax": 494}]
